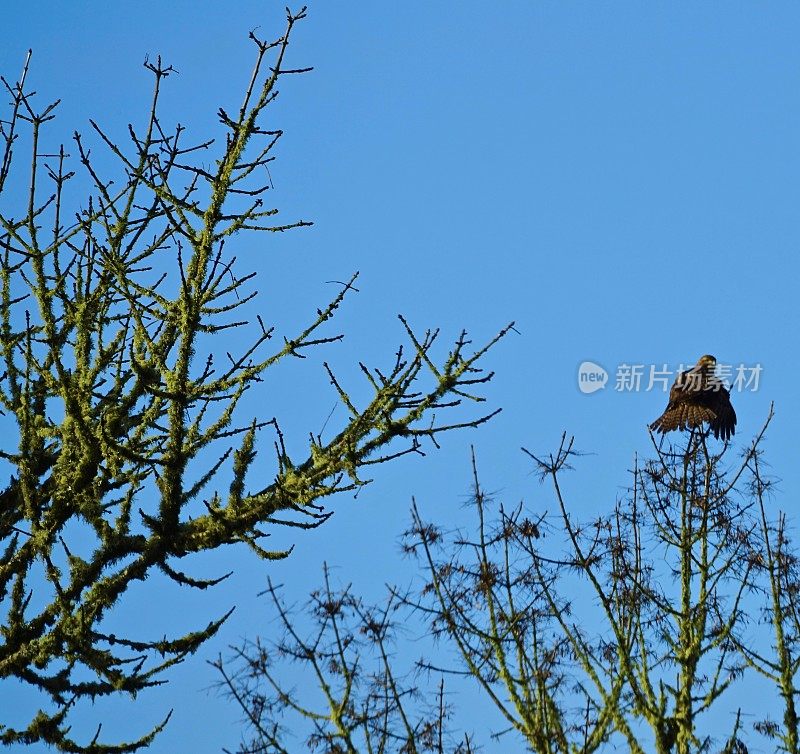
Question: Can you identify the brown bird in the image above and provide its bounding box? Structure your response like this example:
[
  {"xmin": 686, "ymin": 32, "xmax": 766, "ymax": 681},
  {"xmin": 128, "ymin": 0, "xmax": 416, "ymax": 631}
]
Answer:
[{"xmin": 650, "ymin": 354, "xmax": 736, "ymax": 441}]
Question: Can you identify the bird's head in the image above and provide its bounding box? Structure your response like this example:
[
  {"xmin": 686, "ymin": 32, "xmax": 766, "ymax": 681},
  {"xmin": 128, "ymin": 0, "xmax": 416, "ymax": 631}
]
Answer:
[{"xmin": 696, "ymin": 354, "xmax": 717, "ymax": 372}]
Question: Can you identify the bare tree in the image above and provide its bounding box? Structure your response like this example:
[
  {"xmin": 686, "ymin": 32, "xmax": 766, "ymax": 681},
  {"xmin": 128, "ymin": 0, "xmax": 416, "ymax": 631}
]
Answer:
[
  {"xmin": 731, "ymin": 434, "xmax": 800, "ymax": 753},
  {"xmin": 219, "ymin": 414, "xmax": 796, "ymax": 753},
  {"xmin": 402, "ymin": 424, "xmax": 768, "ymax": 753},
  {"xmin": 212, "ymin": 566, "xmax": 476, "ymax": 754},
  {"xmin": 0, "ymin": 8, "xmax": 510, "ymax": 751},
  {"xmin": 515, "ymin": 427, "xmax": 762, "ymax": 754}
]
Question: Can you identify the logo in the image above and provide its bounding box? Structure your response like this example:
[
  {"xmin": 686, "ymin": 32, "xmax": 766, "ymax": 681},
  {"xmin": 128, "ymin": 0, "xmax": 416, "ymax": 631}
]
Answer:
[
  {"xmin": 576, "ymin": 360, "xmax": 763, "ymax": 395},
  {"xmin": 578, "ymin": 361, "xmax": 608, "ymax": 394}
]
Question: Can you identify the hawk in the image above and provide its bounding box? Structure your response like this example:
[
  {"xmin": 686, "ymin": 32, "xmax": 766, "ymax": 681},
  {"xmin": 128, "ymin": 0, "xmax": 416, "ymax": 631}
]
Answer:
[{"xmin": 649, "ymin": 354, "xmax": 736, "ymax": 441}]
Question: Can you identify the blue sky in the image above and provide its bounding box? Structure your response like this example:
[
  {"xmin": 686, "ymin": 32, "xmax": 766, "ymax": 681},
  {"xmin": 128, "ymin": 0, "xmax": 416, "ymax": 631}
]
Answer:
[{"xmin": 1, "ymin": 2, "xmax": 799, "ymax": 751}]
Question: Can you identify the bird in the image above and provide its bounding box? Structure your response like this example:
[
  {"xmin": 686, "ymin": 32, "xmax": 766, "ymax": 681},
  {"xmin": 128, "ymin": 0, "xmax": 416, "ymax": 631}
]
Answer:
[{"xmin": 649, "ymin": 354, "xmax": 736, "ymax": 441}]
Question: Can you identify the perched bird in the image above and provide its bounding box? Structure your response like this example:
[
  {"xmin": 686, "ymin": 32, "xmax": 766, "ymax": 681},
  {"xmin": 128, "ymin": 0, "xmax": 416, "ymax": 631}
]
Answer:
[{"xmin": 650, "ymin": 354, "xmax": 736, "ymax": 441}]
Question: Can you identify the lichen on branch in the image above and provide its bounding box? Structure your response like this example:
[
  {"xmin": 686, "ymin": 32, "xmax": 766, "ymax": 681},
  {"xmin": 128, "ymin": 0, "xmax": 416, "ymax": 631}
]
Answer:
[{"xmin": 0, "ymin": 7, "xmax": 509, "ymax": 751}]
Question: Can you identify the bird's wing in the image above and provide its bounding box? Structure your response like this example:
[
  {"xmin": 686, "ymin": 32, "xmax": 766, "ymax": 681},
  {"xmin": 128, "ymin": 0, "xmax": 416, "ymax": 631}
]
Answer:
[
  {"xmin": 650, "ymin": 400, "xmax": 716, "ymax": 434},
  {"xmin": 650, "ymin": 369, "xmax": 710, "ymax": 433},
  {"xmin": 706, "ymin": 386, "xmax": 737, "ymax": 441}
]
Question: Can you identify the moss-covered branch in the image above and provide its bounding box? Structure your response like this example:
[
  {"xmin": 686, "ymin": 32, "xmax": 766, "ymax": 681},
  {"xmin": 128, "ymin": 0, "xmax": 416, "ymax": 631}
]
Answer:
[{"xmin": 0, "ymin": 8, "xmax": 509, "ymax": 751}]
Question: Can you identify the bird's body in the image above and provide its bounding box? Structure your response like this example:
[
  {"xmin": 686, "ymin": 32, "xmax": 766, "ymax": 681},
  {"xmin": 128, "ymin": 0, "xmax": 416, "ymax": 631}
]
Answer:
[{"xmin": 650, "ymin": 355, "xmax": 736, "ymax": 441}]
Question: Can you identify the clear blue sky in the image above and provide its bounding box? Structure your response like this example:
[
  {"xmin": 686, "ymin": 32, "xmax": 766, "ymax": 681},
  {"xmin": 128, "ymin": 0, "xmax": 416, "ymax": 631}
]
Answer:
[{"xmin": 1, "ymin": 2, "xmax": 798, "ymax": 751}]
